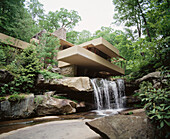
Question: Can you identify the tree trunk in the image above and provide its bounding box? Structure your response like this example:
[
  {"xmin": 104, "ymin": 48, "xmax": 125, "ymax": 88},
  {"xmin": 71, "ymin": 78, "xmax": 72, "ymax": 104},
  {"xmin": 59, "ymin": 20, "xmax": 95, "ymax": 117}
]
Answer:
[{"xmin": 136, "ymin": 0, "xmax": 151, "ymax": 41}]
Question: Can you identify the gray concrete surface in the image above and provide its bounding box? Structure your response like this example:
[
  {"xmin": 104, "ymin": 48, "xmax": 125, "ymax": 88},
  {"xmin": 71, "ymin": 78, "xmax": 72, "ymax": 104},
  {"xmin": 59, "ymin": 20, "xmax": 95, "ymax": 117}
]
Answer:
[{"xmin": 0, "ymin": 119, "xmax": 101, "ymax": 139}]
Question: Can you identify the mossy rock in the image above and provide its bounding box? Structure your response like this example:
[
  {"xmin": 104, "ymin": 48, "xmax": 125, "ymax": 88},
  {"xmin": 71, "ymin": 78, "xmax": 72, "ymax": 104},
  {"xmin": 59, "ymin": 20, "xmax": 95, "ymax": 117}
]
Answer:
[
  {"xmin": 8, "ymin": 94, "xmax": 25, "ymax": 102},
  {"xmin": 0, "ymin": 97, "xmax": 6, "ymax": 102}
]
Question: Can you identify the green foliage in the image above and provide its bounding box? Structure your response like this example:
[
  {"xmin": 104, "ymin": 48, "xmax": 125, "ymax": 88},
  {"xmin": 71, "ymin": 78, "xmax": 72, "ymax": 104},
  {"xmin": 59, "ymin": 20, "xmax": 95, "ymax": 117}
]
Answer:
[
  {"xmin": 76, "ymin": 30, "xmax": 93, "ymax": 44},
  {"xmin": 8, "ymin": 94, "xmax": 25, "ymax": 102},
  {"xmin": 125, "ymin": 112, "xmax": 134, "ymax": 115},
  {"xmin": 53, "ymin": 95, "xmax": 68, "ymax": 99},
  {"xmin": 112, "ymin": 0, "xmax": 169, "ymax": 79},
  {"xmin": 0, "ymin": 46, "xmax": 42, "ymax": 95},
  {"xmin": 39, "ymin": 8, "xmax": 81, "ymax": 32},
  {"xmin": 0, "ymin": 0, "xmax": 41, "ymax": 42},
  {"xmin": 0, "ymin": 48, "xmax": 6, "ymax": 66},
  {"xmin": 34, "ymin": 96, "xmax": 43, "ymax": 104},
  {"xmin": 0, "ymin": 97, "xmax": 6, "ymax": 102},
  {"xmin": 0, "ymin": 45, "xmax": 20, "ymax": 67},
  {"xmin": 27, "ymin": 0, "xmax": 44, "ymax": 21},
  {"xmin": 39, "ymin": 70, "xmax": 63, "ymax": 80},
  {"xmin": 139, "ymin": 82, "xmax": 170, "ymax": 138},
  {"xmin": 146, "ymin": 0, "xmax": 170, "ymax": 38},
  {"xmin": 35, "ymin": 33, "xmax": 60, "ymax": 68},
  {"xmin": 66, "ymin": 31, "xmax": 79, "ymax": 44}
]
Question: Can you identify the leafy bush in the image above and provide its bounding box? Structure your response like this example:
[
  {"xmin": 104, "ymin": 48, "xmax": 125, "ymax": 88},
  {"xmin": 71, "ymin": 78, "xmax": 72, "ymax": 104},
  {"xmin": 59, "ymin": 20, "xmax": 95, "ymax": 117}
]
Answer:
[
  {"xmin": 8, "ymin": 94, "xmax": 25, "ymax": 102},
  {"xmin": 139, "ymin": 82, "xmax": 170, "ymax": 138},
  {"xmin": 39, "ymin": 70, "xmax": 63, "ymax": 80},
  {"xmin": 0, "ymin": 45, "xmax": 20, "ymax": 68},
  {"xmin": 0, "ymin": 46, "xmax": 42, "ymax": 95},
  {"xmin": 0, "ymin": 97, "xmax": 6, "ymax": 102}
]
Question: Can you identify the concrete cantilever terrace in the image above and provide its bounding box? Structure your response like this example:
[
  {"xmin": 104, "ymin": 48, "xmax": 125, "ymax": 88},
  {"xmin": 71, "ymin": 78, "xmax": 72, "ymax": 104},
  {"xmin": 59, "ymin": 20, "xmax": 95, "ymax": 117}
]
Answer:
[
  {"xmin": 0, "ymin": 32, "xmax": 125, "ymax": 76},
  {"xmin": 57, "ymin": 37, "xmax": 125, "ymax": 76},
  {"xmin": 79, "ymin": 37, "xmax": 120, "ymax": 58}
]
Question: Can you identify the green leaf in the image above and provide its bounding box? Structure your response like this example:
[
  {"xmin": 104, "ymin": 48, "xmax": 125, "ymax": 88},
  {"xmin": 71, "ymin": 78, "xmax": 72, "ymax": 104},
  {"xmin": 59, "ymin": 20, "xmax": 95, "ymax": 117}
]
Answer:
[{"xmin": 160, "ymin": 121, "xmax": 164, "ymax": 128}]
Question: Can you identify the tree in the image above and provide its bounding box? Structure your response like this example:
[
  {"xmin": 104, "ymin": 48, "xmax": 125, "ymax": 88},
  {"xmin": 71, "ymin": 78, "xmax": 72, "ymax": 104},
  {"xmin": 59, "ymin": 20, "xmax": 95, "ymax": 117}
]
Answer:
[
  {"xmin": 76, "ymin": 30, "xmax": 93, "ymax": 44},
  {"xmin": 66, "ymin": 31, "xmax": 79, "ymax": 44},
  {"xmin": 27, "ymin": 0, "xmax": 44, "ymax": 21},
  {"xmin": 0, "ymin": 0, "xmax": 41, "ymax": 42},
  {"xmin": 146, "ymin": 0, "xmax": 170, "ymax": 39},
  {"xmin": 39, "ymin": 8, "xmax": 81, "ymax": 32},
  {"xmin": 113, "ymin": 0, "xmax": 151, "ymax": 41},
  {"xmin": 35, "ymin": 33, "xmax": 60, "ymax": 68}
]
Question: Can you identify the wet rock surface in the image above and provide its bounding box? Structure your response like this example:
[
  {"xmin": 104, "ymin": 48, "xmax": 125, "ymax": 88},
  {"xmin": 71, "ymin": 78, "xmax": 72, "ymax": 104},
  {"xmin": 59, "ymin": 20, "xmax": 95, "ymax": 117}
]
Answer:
[{"xmin": 86, "ymin": 109, "xmax": 155, "ymax": 139}]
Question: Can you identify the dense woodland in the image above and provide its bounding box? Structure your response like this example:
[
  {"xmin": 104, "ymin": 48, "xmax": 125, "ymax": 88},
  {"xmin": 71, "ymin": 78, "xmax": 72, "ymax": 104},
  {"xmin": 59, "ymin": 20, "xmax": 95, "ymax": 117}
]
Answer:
[{"xmin": 0, "ymin": 0, "xmax": 169, "ymax": 138}]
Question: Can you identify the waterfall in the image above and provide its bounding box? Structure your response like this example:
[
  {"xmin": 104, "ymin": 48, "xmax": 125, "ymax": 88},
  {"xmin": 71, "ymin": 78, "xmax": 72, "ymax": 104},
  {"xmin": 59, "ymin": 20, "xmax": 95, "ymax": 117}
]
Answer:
[{"xmin": 91, "ymin": 78, "xmax": 126, "ymax": 111}]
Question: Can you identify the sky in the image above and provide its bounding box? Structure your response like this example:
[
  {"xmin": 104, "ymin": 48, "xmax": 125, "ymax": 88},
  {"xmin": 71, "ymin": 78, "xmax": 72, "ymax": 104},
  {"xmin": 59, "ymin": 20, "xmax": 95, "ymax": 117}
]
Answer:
[{"xmin": 39, "ymin": 0, "xmax": 123, "ymax": 33}]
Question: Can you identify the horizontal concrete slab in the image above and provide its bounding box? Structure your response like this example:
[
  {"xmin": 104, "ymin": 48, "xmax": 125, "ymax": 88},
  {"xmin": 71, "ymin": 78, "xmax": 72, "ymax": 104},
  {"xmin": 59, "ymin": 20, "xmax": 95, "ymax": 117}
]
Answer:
[
  {"xmin": 60, "ymin": 39, "xmax": 74, "ymax": 47},
  {"xmin": 57, "ymin": 45, "xmax": 124, "ymax": 75},
  {"xmin": 78, "ymin": 37, "xmax": 121, "ymax": 58},
  {"xmin": 0, "ymin": 33, "xmax": 30, "ymax": 49}
]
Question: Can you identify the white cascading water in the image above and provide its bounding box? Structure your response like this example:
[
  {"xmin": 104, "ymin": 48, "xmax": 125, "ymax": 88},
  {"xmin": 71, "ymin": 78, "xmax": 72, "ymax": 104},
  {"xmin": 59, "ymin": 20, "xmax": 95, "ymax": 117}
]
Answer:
[{"xmin": 91, "ymin": 78, "xmax": 126, "ymax": 115}]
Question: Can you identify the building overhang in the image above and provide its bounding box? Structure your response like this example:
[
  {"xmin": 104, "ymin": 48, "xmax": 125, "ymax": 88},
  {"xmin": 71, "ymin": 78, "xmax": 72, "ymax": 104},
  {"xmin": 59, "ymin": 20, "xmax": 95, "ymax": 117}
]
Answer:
[
  {"xmin": 57, "ymin": 45, "xmax": 125, "ymax": 75},
  {"xmin": 78, "ymin": 37, "xmax": 121, "ymax": 58},
  {"xmin": 0, "ymin": 33, "xmax": 30, "ymax": 49},
  {"xmin": 60, "ymin": 39, "xmax": 74, "ymax": 47}
]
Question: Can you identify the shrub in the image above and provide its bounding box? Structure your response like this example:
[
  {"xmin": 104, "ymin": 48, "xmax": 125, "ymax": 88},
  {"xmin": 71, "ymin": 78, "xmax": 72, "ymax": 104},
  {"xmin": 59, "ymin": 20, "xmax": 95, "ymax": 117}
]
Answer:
[
  {"xmin": 8, "ymin": 94, "xmax": 25, "ymax": 102},
  {"xmin": 0, "ymin": 46, "xmax": 42, "ymax": 95},
  {"xmin": 0, "ymin": 44, "xmax": 20, "ymax": 67},
  {"xmin": 0, "ymin": 97, "xmax": 6, "ymax": 102},
  {"xmin": 39, "ymin": 70, "xmax": 63, "ymax": 80},
  {"xmin": 139, "ymin": 82, "xmax": 170, "ymax": 138}
]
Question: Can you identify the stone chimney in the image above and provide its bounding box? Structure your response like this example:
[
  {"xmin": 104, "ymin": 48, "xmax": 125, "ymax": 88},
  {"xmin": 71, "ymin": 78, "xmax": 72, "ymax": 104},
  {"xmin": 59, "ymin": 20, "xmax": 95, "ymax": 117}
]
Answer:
[{"xmin": 52, "ymin": 28, "xmax": 66, "ymax": 40}]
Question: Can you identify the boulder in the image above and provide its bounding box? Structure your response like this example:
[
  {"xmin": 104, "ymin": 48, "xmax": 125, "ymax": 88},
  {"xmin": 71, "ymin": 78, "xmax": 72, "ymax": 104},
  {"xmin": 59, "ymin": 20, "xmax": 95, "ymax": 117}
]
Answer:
[
  {"xmin": 135, "ymin": 71, "xmax": 161, "ymax": 83},
  {"xmin": 86, "ymin": 109, "xmax": 155, "ymax": 139},
  {"xmin": 35, "ymin": 95, "xmax": 77, "ymax": 116},
  {"xmin": 0, "ymin": 94, "xmax": 35, "ymax": 120},
  {"xmin": 37, "ymin": 75, "xmax": 93, "ymax": 92}
]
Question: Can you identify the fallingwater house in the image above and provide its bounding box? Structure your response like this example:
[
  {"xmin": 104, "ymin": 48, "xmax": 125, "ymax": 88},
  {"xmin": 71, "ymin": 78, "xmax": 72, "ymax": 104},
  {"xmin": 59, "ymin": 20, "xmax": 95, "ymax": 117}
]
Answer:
[{"xmin": 0, "ymin": 28, "xmax": 125, "ymax": 77}]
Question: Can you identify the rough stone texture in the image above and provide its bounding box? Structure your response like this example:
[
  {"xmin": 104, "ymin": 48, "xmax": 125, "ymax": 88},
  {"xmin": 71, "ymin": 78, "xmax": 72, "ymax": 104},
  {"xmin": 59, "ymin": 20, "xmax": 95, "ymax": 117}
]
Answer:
[
  {"xmin": 0, "ymin": 94, "xmax": 35, "ymax": 120},
  {"xmin": 126, "ymin": 95, "xmax": 141, "ymax": 107},
  {"xmin": 0, "ymin": 69, "xmax": 14, "ymax": 84},
  {"xmin": 125, "ymin": 81, "xmax": 139, "ymax": 96},
  {"xmin": 86, "ymin": 109, "xmax": 155, "ymax": 139},
  {"xmin": 37, "ymin": 75, "xmax": 93, "ymax": 92},
  {"xmin": 51, "ymin": 67, "xmax": 61, "ymax": 74},
  {"xmin": 135, "ymin": 71, "xmax": 161, "ymax": 83},
  {"xmin": 0, "ymin": 92, "xmax": 79, "ymax": 120},
  {"xmin": 60, "ymin": 65, "xmax": 77, "ymax": 77},
  {"xmin": 52, "ymin": 28, "xmax": 66, "ymax": 40},
  {"xmin": 35, "ymin": 95, "xmax": 77, "ymax": 116}
]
